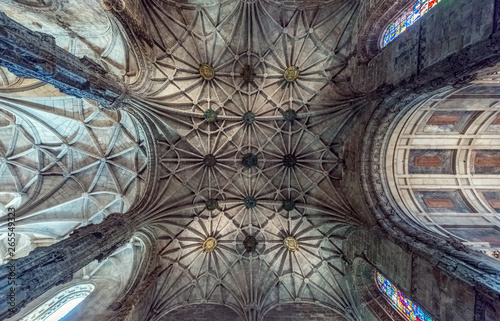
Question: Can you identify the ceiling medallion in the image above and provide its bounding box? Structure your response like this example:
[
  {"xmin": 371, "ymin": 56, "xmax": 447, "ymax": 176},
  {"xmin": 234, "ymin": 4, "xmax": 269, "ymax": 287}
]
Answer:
[
  {"xmin": 243, "ymin": 196, "xmax": 257, "ymax": 209},
  {"xmin": 283, "ymin": 109, "xmax": 297, "ymax": 122},
  {"xmin": 241, "ymin": 64, "xmax": 255, "ymax": 83},
  {"xmin": 242, "ymin": 153, "xmax": 258, "ymax": 168},
  {"xmin": 205, "ymin": 199, "xmax": 219, "ymax": 211},
  {"xmin": 242, "ymin": 111, "xmax": 256, "ymax": 125},
  {"xmin": 199, "ymin": 63, "xmax": 215, "ymax": 80},
  {"xmin": 282, "ymin": 154, "xmax": 297, "ymax": 168},
  {"xmin": 284, "ymin": 65, "xmax": 299, "ymax": 82},
  {"xmin": 203, "ymin": 237, "xmax": 217, "ymax": 252},
  {"xmin": 243, "ymin": 236, "xmax": 258, "ymax": 252},
  {"xmin": 203, "ymin": 154, "xmax": 217, "ymax": 167},
  {"xmin": 282, "ymin": 199, "xmax": 295, "ymax": 211},
  {"xmin": 204, "ymin": 109, "xmax": 217, "ymax": 123},
  {"xmin": 284, "ymin": 236, "xmax": 299, "ymax": 252}
]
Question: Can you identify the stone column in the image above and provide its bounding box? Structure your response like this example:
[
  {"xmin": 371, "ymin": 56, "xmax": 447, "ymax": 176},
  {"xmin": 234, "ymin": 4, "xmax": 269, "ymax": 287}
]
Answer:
[
  {"xmin": 107, "ymin": 266, "xmax": 161, "ymax": 321},
  {"xmin": 104, "ymin": 228, "xmax": 160, "ymax": 321},
  {"xmin": 0, "ymin": 213, "xmax": 134, "ymax": 319},
  {"xmin": 0, "ymin": 11, "xmax": 127, "ymax": 109}
]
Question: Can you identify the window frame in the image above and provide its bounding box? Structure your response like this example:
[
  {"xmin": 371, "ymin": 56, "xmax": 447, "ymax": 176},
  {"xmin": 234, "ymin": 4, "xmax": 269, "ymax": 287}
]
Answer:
[
  {"xmin": 379, "ymin": 0, "xmax": 443, "ymax": 48},
  {"xmin": 20, "ymin": 284, "xmax": 95, "ymax": 321},
  {"xmin": 375, "ymin": 271, "xmax": 436, "ymax": 321}
]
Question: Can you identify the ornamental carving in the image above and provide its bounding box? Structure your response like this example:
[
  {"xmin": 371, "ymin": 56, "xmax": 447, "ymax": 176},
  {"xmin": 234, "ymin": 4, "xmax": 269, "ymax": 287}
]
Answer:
[
  {"xmin": 284, "ymin": 236, "xmax": 299, "ymax": 252},
  {"xmin": 284, "ymin": 65, "xmax": 299, "ymax": 82},
  {"xmin": 203, "ymin": 237, "xmax": 217, "ymax": 253},
  {"xmin": 199, "ymin": 63, "xmax": 215, "ymax": 80}
]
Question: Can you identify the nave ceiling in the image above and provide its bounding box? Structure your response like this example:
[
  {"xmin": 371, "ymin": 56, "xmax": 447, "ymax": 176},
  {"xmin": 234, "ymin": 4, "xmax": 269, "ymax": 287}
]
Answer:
[{"xmin": 0, "ymin": 0, "xmax": 376, "ymax": 320}]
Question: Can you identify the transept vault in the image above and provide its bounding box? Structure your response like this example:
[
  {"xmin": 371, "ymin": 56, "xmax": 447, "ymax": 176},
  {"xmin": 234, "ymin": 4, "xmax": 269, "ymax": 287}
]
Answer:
[{"xmin": 0, "ymin": 0, "xmax": 499, "ymax": 321}]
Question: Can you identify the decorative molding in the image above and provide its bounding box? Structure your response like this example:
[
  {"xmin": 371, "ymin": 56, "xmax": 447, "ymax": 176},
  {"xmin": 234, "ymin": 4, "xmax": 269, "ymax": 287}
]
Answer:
[
  {"xmin": 352, "ymin": 258, "xmax": 405, "ymax": 321},
  {"xmin": 106, "ymin": 228, "xmax": 160, "ymax": 321},
  {"xmin": 356, "ymin": 0, "xmax": 414, "ymax": 63},
  {"xmin": 101, "ymin": 1, "xmax": 153, "ymax": 94},
  {"xmin": 19, "ymin": 284, "xmax": 95, "ymax": 321},
  {"xmin": 359, "ymin": 83, "xmax": 500, "ymax": 305}
]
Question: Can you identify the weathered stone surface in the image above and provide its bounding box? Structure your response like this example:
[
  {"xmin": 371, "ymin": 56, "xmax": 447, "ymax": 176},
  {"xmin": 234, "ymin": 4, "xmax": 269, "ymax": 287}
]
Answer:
[{"xmin": 0, "ymin": 213, "xmax": 134, "ymax": 319}]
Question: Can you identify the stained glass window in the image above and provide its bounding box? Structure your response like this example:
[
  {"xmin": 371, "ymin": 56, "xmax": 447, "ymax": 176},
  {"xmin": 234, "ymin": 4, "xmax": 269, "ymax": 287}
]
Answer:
[
  {"xmin": 376, "ymin": 272, "xmax": 434, "ymax": 321},
  {"xmin": 382, "ymin": 0, "xmax": 442, "ymax": 47}
]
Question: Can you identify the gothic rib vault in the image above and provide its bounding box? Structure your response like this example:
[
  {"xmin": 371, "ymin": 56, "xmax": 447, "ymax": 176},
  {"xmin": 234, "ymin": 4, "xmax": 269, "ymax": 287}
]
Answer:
[
  {"xmin": 0, "ymin": 0, "xmax": 369, "ymax": 319},
  {"xmin": 128, "ymin": 1, "xmax": 363, "ymax": 319}
]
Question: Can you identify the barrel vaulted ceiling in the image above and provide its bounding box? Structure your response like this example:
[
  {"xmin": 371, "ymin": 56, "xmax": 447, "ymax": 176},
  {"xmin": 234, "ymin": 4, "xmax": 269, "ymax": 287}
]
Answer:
[{"xmin": 0, "ymin": 0, "xmax": 366, "ymax": 320}]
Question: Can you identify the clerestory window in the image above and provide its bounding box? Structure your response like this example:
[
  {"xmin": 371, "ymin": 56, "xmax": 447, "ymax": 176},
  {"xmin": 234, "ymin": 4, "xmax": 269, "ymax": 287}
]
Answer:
[
  {"xmin": 382, "ymin": 0, "xmax": 442, "ymax": 47},
  {"xmin": 376, "ymin": 272, "xmax": 435, "ymax": 321}
]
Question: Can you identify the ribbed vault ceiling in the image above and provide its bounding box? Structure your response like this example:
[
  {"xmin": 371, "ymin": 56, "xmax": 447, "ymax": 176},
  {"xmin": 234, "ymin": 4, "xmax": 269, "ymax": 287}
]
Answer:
[
  {"xmin": 128, "ymin": 0, "xmax": 363, "ymax": 320},
  {"xmin": 0, "ymin": 0, "xmax": 366, "ymax": 320}
]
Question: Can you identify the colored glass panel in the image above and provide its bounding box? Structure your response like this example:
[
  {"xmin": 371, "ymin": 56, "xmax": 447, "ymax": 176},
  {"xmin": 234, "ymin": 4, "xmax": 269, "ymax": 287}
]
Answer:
[
  {"xmin": 376, "ymin": 272, "xmax": 434, "ymax": 321},
  {"xmin": 382, "ymin": 0, "xmax": 442, "ymax": 47}
]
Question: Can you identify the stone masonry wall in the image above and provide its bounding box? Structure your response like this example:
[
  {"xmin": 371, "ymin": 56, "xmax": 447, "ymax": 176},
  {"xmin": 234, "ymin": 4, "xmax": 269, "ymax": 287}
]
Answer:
[
  {"xmin": 352, "ymin": 0, "xmax": 496, "ymax": 93},
  {"xmin": 345, "ymin": 228, "xmax": 479, "ymax": 321}
]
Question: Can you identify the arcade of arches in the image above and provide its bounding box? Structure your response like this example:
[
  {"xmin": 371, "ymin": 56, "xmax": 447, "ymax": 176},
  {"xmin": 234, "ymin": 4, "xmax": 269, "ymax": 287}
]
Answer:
[{"xmin": 0, "ymin": 0, "xmax": 499, "ymax": 320}]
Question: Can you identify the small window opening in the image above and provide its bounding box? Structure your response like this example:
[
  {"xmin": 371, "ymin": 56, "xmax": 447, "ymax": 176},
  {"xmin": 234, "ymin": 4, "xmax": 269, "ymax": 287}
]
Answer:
[
  {"xmin": 382, "ymin": 0, "xmax": 442, "ymax": 47},
  {"xmin": 376, "ymin": 271, "xmax": 435, "ymax": 321}
]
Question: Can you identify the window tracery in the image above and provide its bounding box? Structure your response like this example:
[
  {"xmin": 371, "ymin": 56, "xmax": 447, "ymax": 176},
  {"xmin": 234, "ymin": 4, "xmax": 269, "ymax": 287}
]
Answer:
[{"xmin": 382, "ymin": 0, "xmax": 442, "ymax": 47}]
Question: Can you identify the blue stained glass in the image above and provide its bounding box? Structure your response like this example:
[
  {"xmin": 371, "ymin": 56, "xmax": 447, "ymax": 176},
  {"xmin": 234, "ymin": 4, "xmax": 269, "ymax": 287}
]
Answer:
[
  {"xmin": 382, "ymin": 0, "xmax": 442, "ymax": 47},
  {"xmin": 376, "ymin": 272, "xmax": 435, "ymax": 321}
]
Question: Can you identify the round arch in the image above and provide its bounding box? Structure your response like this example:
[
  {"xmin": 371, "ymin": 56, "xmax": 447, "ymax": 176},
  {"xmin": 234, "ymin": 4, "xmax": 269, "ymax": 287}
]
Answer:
[
  {"xmin": 386, "ymin": 83, "xmax": 500, "ymax": 259},
  {"xmin": 19, "ymin": 284, "xmax": 95, "ymax": 321}
]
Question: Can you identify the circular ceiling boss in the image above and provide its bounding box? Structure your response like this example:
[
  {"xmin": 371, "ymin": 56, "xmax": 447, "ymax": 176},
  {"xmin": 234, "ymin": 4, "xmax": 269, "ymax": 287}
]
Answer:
[
  {"xmin": 204, "ymin": 109, "xmax": 217, "ymax": 123},
  {"xmin": 284, "ymin": 236, "xmax": 299, "ymax": 252},
  {"xmin": 284, "ymin": 66, "xmax": 300, "ymax": 82},
  {"xmin": 203, "ymin": 237, "xmax": 217, "ymax": 252},
  {"xmin": 199, "ymin": 63, "xmax": 215, "ymax": 80}
]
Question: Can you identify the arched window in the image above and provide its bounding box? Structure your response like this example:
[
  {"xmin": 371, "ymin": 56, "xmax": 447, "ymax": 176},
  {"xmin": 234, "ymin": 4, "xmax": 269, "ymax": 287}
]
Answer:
[
  {"xmin": 376, "ymin": 272, "xmax": 434, "ymax": 321},
  {"xmin": 20, "ymin": 284, "xmax": 94, "ymax": 321},
  {"xmin": 382, "ymin": 0, "xmax": 442, "ymax": 47}
]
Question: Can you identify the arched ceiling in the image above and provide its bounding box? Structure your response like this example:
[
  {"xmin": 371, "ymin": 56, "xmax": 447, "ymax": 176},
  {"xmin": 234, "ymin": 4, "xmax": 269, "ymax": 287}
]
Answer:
[
  {"xmin": 124, "ymin": 0, "xmax": 364, "ymax": 320},
  {"xmin": 0, "ymin": 0, "xmax": 369, "ymax": 320},
  {"xmin": 0, "ymin": 72, "xmax": 150, "ymax": 240},
  {"xmin": 0, "ymin": 0, "xmax": 141, "ymax": 85}
]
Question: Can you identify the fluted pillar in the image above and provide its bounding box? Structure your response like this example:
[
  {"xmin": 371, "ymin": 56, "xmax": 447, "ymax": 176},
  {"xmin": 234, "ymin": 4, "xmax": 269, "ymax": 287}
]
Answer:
[
  {"xmin": 0, "ymin": 213, "xmax": 134, "ymax": 319},
  {"xmin": 0, "ymin": 11, "xmax": 127, "ymax": 109}
]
